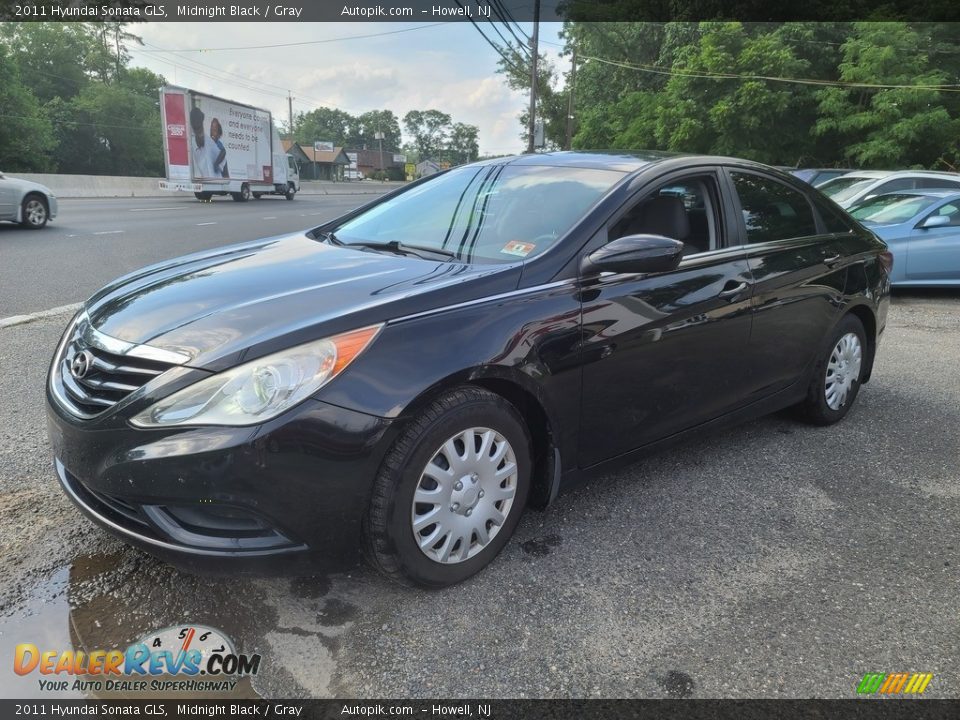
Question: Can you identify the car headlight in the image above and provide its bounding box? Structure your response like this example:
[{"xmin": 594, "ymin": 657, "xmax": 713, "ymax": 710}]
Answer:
[{"xmin": 130, "ymin": 325, "xmax": 382, "ymax": 427}]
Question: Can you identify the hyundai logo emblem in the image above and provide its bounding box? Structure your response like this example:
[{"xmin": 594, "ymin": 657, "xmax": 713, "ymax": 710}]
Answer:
[{"xmin": 70, "ymin": 350, "xmax": 93, "ymax": 380}]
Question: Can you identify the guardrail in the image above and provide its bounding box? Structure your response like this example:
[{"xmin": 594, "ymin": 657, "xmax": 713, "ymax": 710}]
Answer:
[{"xmin": 10, "ymin": 174, "xmax": 405, "ymax": 198}]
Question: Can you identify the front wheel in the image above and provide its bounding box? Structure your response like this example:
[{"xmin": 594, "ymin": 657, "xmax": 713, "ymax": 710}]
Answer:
[
  {"xmin": 797, "ymin": 314, "xmax": 866, "ymax": 425},
  {"xmin": 20, "ymin": 195, "xmax": 48, "ymax": 229},
  {"xmin": 363, "ymin": 387, "xmax": 531, "ymax": 587},
  {"xmin": 285, "ymin": 183, "xmax": 296, "ymax": 200}
]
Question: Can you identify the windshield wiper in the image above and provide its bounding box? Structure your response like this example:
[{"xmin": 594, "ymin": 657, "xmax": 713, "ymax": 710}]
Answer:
[{"xmin": 344, "ymin": 240, "xmax": 458, "ymax": 261}]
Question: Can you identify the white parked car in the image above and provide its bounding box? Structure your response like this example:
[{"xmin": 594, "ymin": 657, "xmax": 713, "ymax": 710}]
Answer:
[
  {"xmin": 0, "ymin": 171, "xmax": 59, "ymax": 229},
  {"xmin": 817, "ymin": 169, "xmax": 960, "ymax": 209}
]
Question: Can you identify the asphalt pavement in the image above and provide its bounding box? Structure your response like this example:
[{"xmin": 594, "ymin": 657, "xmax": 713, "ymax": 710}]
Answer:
[
  {"xmin": 0, "ymin": 193, "xmax": 386, "ymax": 318},
  {"xmin": 0, "ymin": 285, "xmax": 957, "ymax": 699}
]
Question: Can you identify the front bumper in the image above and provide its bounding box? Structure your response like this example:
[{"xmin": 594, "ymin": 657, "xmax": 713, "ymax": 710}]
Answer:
[{"xmin": 47, "ymin": 391, "xmax": 394, "ymax": 574}]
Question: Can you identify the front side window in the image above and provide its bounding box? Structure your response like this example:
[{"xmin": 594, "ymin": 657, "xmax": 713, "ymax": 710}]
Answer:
[
  {"xmin": 731, "ymin": 172, "xmax": 817, "ymax": 244},
  {"xmin": 612, "ymin": 174, "xmax": 722, "ymax": 255},
  {"xmin": 334, "ymin": 164, "xmax": 623, "ymax": 263},
  {"xmin": 925, "ymin": 201, "xmax": 960, "ymax": 226}
]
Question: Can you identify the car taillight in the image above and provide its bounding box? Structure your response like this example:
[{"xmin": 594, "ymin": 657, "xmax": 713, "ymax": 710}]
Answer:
[{"xmin": 879, "ymin": 251, "xmax": 894, "ymax": 275}]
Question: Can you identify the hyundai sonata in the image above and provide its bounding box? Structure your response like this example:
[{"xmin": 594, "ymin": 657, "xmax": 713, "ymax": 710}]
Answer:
[{"xmin": 47, "ymin": 152, "xmax": 891, "ymax": 587}]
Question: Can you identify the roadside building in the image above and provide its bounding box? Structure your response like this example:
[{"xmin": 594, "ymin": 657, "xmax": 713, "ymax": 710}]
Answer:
[
  {"xmin": 416, "ymin": 160, "xmax": 442, "ymax": 178},
  {"xmin": 281, "ymin": 140, "xmax": 350, "ymax": 181},
  {"xmin": 344, "ymin": 148, "xmax": 403, "ymax": 178}
]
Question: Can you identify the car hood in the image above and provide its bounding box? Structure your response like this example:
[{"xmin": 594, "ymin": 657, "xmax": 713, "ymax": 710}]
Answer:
[
  {"xmin": 3, "ymin": 176, "xmax": 55, "ymax": 195},
  {"xmin": 85, "ymin": 233, "xmax": 518, "ymax": 370}
]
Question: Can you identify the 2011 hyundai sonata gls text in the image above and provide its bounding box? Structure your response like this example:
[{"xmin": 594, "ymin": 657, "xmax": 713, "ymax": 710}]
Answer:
[{"xmin": 47, "ymin": 152, "xmax": 891, "ymax": 587}]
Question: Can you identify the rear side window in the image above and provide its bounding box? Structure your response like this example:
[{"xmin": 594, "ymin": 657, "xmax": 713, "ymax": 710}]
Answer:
[
  {"xmin": 813, "ymin": 196, "xmax": 858, "ymax": 234},
  {"xmin": 730, "ymin": 172, "xmax": 818, "ymax": 244},
  {"xmin": 916, "ymin": 177, "xmax": 960, "ymax": 190}
]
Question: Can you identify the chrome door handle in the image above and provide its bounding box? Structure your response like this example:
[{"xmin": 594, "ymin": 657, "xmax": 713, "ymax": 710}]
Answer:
[
  {"xmin": 823, "ymin": 254, "xmax": 842, "ymax": 265},
  {"xmin": 718, "ymin": 281, "xmax": 749, "ymax": 299}
]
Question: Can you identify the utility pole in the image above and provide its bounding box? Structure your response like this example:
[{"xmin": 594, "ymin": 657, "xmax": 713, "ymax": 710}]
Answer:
[
  {"xmin": 526, "ymin": 0, "xmax": 540, "ymax": 154},
  {"xmin": 565, "ymin": 46, "xmax": 577, "ymax": 150},
  {"xmin": 376, "ymin": 123, "xmax": 385, "ymax": 177},
  {"xmin": 287, "ymin": 91, "xmax": 294, "ymax": 140}
]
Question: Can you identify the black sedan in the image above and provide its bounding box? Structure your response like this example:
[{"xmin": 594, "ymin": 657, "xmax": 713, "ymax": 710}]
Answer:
[{"xmin": 46, "ymin": 152, "xmax": 891, "ymax": 587}]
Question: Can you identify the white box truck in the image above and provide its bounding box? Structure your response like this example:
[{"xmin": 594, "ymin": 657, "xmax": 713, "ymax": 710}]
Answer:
[{"xmin": 159, "ymin": 86, "xmax": 300, "ymax": 202}]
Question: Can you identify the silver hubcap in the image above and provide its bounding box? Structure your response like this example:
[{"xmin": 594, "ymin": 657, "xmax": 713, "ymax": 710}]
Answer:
[
  {"xmin": 25, "ymin": 199, "xmax": 46, "ymax": 225},
  {"xmin": 825, "ymin": 332, "xmax": 862, "ymax": 410},
  {"xmin": 411, "ymin": 427, "xmax": 518, "ymax": 564}
]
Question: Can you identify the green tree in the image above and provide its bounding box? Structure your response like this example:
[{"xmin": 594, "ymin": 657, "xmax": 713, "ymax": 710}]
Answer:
[
  {"xmin": 293, "ymin": 107, "xmax": 355, "ymax": 147},
  {"xmin": 445, "ymin": 122, "xmax": 480, "ymax": 165},
  {"xmin": 403, "ymin": 109, "xmax": 452, "ymax": 160},
  {"xmin": 815, "ymin": 22, "xmax": 959, "ymax": 168},
  {"xmin": 0, "ymin": 45, "xmax": 56, "ymax": 171},
  {"xmin": 54, "ymin": 82, "xmax": 163, "ymax": 176}
]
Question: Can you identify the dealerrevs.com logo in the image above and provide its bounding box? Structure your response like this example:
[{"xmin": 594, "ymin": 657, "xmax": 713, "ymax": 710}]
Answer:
[{"xmin": 14, "ymin": 625, "xmax": 261, "ymax": 693}]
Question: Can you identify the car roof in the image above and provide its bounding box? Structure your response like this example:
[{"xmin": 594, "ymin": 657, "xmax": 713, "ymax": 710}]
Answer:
[
  {"xmin": 877, "ymin": 169, "xmax": 960, "ymax": 179},
  {"xmin": 867, "ymin": 189, "xmax": 960, "ymax": 200},
  {"xmin": 835, "ymin": 170, "xmax": 891, "ymax": 180},
  {"xmin": 468, "ymin": 150, "xmax": 796, "ymax": 175}
]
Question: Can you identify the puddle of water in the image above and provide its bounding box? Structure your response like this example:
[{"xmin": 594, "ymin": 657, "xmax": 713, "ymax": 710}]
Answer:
[{"xmin": 0, "ymin": 567, "xmax": 79, "ymax": 698}]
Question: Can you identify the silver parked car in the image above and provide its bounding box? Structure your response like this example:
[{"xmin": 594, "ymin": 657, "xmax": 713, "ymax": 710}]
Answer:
[
  {"xmin": 0, "ymin": 171, "xmax": 59, "ymax": 229},
  {"xmin": 817, "ymin": 169, "xmax": 960, "ymax": 209}
]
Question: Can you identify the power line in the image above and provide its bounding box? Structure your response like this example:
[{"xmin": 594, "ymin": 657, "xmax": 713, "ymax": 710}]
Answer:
[
  {"xmin": 136, "ymin": 23, "xmax": 447, "ymax": 53},
  {"xmin": 539, "ymin": 38, "xmax": 960, "ymax": 93},
  {"xmin": 455, "ymin": 0, "xmax": 524, "ymax": 76}
]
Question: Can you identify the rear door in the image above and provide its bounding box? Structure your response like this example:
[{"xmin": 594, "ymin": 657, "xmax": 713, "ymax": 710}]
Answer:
[
  {"xmin": 906, "ymin": 199, "xmax": 960, "ymax": 281},
  {"xmin": 577, "ymin": 167, "xmax": 755, "ymax": 467},
  {"xmin": 726, "ymin": 169, "xmax": 848, "ymax": 399}
]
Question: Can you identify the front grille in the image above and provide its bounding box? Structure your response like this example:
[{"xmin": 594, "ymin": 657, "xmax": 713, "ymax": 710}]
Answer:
[{"xmin": 52, "ymin": 314, "xmax": 184, "ymax": 418}]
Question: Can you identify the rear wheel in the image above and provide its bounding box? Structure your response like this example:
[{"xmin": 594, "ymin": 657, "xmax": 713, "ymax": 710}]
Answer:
[
  {"xmin": 252, "ymin": 192, "xmax": 263, "ymax": 199},
  {"xmin": 797, "ymin": 314, "xmax": 866, "ymax": 425},
  {"xmin": 194, "ymin": 192, "xmax": 213, "ymax": 202},
  {"xmin": 285, "ymin": 183, "xmax": 296, "ymax": 200},
  {"xmin": 20, "ymin": 194, "xmax": 48, "ymax": 229},
  {"xmin": 363, "ymin": 387, "xmax": 531, "ymax": 587},
  {"xmin": 231, "ymin": 184, "xmax": 251, "ymax": 202}
]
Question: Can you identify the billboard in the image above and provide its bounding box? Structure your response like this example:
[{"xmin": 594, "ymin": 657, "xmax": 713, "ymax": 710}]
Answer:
[
  {"xmin": 185, "ymin": 91, "xmax": 273, "ymax": 182},
  {"xmin": 162, "ymin": 91, "xmax": 190, "ymax": 181},
  {"xmin": 314, "ymin": 141, "xmax": 334, "ymax": 152}
]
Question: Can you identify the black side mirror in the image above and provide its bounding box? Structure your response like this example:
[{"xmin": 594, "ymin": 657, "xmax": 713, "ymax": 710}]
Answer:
[{"xmin": 581, "ymin": 234, "xmax": 685, "ymax": 276}]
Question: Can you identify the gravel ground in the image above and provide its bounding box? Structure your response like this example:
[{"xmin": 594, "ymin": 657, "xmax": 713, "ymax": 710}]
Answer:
[{"xmin": 0, "ymin": 291, "xmax": 957, "ymax": 699}]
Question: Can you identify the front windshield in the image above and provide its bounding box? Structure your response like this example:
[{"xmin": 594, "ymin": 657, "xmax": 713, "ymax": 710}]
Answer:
[
  {"xmin": 817, "ymin": 177, "xmax": 876, "ymax": 202},
  {"xmin": 849, "ymin": 193, "xmax": 939, "ymax": 224},
  {"xmin": 333, "ymin": 164, "xmax": 624, "ymax": 263}
]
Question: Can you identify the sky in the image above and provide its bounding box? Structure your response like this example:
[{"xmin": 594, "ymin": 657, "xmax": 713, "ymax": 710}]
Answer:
[{"xmin": 128, "ymin": 22, "xmax": 566, "ymax": 156}]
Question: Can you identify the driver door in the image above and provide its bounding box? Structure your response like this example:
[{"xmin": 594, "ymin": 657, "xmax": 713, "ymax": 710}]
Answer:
[{"xmin": 577, "ymin": 169, "xmax": 755, "ymax": 467}]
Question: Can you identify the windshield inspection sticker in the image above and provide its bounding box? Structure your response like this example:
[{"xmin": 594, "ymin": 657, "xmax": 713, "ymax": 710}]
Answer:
[{"xmin": 502, "ymin": 240, "xmax": 536, "ymax": 257}]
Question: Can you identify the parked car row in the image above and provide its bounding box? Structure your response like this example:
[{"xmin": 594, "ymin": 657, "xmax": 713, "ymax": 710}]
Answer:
[{"xmin": 789, "ymin": 167, "xmax": 960, "ymax": 287}]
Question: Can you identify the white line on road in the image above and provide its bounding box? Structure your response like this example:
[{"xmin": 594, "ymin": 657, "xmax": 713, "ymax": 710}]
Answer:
[
  {"xmin": 0, "ymin": 302, "xmax": 83, "ymax": 330},
  {"xmin": 262, "ymin": 216, "xmax": 277, "ymax": 220},
  {"xmin": 93, "ymin": 230, "xmax": 123, "ymax": 235},
  {"xmin": 196, "ymin": 222, "xmax": 217, "ymax": 226},
  {"xmin": 128, "ymin": 207, "xmax": 181, "ymax": 212}
]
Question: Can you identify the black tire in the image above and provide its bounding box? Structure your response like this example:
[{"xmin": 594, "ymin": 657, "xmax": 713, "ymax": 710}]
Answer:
[
  {"xmin": 194, "ymin": 192, "xmax": 213, "ymax": 201},
  {"xmin": 20, "ymin": 194, "xmax": 48, "ymax": 229},
  {"xmin": 797, "ymin": 314, "xmax": 867, "ymax": 425},
  {"xmin": 363, "ymin": 386, "xmax": 532, "ymax": 588},
  {"xmin": 231, "ymin": 184, "xmax": 251, "ymax": 202},
  {"xmin": 253, "ymin": 192, "xmax": 263, "ymax": 199},
  {"xmin": 285, "ymin": 183, "xmax": 296, "ymax": 200}
]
